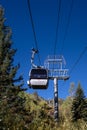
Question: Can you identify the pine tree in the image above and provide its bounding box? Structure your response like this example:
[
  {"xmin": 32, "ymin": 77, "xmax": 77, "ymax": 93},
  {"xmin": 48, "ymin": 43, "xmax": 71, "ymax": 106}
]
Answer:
[
  {"xmin": 71, "ymin": 82, "xmax": 87, "ymax": 122},
  {"xmin": 0, "ymin": 6, "xmax": 26, "ymax": 128}
]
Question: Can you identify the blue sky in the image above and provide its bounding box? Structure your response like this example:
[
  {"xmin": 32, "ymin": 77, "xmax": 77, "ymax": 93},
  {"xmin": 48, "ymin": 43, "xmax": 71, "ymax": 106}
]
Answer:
[{"xmin": 0, "ymin": 0, "xmax": 87, "ymax": 99}]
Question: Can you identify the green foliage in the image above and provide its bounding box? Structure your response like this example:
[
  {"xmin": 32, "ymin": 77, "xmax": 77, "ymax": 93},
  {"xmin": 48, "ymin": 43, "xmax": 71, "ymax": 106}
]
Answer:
[
  {"xmin": 22, "ymin": 92, "xmax": 87, "ymax": 130},
  {"xmin": 61, "ymin": 97, "xmax": 73, "ymax": 121},
  {"xmin": 71, "ymin": 82, "xmax": 87, "ymax": 122},
  {"xmin": 0, "ymin": 6, "xmax": 26, "ymax": 129}
]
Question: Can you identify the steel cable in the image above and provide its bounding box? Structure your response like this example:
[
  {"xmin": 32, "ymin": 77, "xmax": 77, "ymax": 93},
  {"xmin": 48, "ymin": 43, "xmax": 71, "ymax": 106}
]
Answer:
[
  {"xmin": 60, "ymin": 0, "xmax": 74, "ymax": 54},
  {"xmin": 27, "ymin": 0, "xmax": 41, "ymax": 66}
]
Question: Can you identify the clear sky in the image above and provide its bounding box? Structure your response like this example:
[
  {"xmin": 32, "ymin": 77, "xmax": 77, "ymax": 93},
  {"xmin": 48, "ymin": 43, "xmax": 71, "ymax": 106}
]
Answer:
[{"xmin": 0, "ymin": 0, "xmax": 87, "ymax": 99}]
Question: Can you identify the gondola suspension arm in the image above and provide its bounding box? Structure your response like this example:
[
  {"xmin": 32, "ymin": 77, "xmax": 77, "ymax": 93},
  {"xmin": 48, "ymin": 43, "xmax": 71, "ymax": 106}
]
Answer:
[{"xmin": 31, "ymin": 48, "xmax": 38, "ymax": 68}]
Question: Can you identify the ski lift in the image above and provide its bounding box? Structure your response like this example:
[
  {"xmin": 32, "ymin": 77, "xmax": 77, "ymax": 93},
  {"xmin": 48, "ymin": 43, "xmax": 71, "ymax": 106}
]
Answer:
[
  {"xmin": 27, "ymin": 68, "xmax": 48, "ymax": 89},
  {"xmin": 27, "ymin": 48, "xmax": 49, "ymax": 89}
]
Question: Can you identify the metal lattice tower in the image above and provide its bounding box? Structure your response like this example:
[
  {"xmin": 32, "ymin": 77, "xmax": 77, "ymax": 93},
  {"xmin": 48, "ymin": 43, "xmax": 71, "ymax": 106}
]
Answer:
[{"xmin": 44, "ymin": 55, "xmax": 69, "ymax": 122}]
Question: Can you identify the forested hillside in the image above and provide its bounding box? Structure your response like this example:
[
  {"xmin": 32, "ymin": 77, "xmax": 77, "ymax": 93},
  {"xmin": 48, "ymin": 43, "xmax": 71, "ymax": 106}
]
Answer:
[
  {"xmin": 19, "ymin": 92, "xmax": 87, "ymax": 130},
  {"xmin": 0, "ymin": 88, "xmax": 87, "ymax": 129}
]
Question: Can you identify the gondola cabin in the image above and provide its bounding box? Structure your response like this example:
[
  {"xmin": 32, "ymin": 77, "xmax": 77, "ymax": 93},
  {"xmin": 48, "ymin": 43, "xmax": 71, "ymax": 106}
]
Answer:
[{"xmin": 27, "ymin": 68, "xmax": 48, "ymax": 89}]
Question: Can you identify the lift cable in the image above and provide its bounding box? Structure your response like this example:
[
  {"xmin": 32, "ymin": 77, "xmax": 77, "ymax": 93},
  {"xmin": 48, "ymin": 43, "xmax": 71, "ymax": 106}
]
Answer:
[
  {"xmin": 60, "ymin": 0, "xmax": 74, "ymax": 54},
  {"xmin": 61, "ymin": 47, "xmax": 87, "ymax": 89},
  {"xmin": 70, "ymin": 47, "xmax": 87, "ymax": 74},
  {"xmin": 27, "ymin": 0, "xmax": 41, "ymax": 66},
  {"xmin": 53, "ymin": 0, "xmax": 61, "ymax": 56}
]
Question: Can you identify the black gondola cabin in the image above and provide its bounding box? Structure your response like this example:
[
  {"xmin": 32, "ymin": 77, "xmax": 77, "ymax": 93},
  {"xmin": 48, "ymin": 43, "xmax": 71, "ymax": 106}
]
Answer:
[{"xmin": 27, "ymin": 68, "xmax": 48, "ymax": 89}]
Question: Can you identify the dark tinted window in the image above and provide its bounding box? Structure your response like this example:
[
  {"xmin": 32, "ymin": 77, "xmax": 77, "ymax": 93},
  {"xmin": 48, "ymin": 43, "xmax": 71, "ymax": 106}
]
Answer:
[{"xmin": 30, "ymin": 69, "xmax": 47, "ymax": 79}]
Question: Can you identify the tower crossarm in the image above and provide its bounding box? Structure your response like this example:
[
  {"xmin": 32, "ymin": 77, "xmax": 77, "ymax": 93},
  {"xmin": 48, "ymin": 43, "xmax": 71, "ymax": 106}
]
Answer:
[{"xmin": 44, "ymin": 55, "xmax": 69, "ymax": 80}]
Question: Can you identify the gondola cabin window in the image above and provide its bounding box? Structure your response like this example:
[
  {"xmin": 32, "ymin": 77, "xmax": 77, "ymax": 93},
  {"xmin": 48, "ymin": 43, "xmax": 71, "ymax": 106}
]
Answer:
[{"xmin": 30, "ymin": 69, "xmax": 48, "ymax": 79}]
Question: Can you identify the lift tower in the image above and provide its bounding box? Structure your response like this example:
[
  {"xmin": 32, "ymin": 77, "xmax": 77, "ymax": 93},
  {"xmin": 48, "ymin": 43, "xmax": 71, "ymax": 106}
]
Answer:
[{"xmin": 45, "ymin": 55, "xmax": 69, "ymax": 122}]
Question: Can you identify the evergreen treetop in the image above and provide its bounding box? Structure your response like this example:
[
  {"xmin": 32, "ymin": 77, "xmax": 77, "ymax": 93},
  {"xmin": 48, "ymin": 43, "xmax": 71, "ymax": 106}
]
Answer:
[
  {"xmin": 71, "ymin": 82, "xmax": 87, "ymax": 122},
  {"xmin": 0, "ymin": 6, "xmax": 26, "ymax": 128},
  {"xmin": 0, "ymin": 6, "xmax": 24, "ymax": 88}
]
